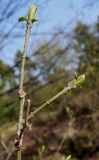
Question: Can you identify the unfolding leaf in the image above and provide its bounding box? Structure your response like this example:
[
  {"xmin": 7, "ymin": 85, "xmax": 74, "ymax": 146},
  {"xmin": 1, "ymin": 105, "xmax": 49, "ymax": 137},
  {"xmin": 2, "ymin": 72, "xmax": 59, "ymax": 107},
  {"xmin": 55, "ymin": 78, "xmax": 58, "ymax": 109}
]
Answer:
[
  {"xmin": 71, "ymin": 74, "xmax": 85, "ymax": 87},
  {"xmin": 18, "ymin": 17, "xmax": 28, "ymax": 22},
  {"xmin": 31, "ymin": 18, "xmax": 39, "ymax": 23},
  {"xmin": 28, "ymin": 4, "xmax": 37, "ymax": 21},
  {"xmin": 76, "ymin": 74, "xmax": 85, "ymax": 86}
]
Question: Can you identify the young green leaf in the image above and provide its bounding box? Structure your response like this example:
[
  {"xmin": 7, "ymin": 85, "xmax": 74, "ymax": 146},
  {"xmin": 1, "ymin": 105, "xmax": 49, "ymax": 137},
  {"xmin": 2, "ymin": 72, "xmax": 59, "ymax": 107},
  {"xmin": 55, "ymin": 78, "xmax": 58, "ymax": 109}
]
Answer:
[
  {"xmin": 28, "ymin": 4, "xmax": 37, "ymax": 21},
  {"xmin": 75, "ymin": 74, "xmax": 85, "ymax": 87},
  {"xmin": 31, "ymin": 18, "xmax": 39, "ymax": 23},
  {"xmin": 71, "ymin": 74, "xmax": 85, "ymax": 87},
  {"xmin": 18, "ymin": 17, "xmax": 28, "ymax": 22}
]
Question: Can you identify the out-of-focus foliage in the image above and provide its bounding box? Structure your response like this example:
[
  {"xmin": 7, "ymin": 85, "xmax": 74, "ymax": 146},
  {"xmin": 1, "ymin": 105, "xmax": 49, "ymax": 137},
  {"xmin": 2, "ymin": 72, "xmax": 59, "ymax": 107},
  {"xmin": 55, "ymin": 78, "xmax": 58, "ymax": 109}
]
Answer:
[
  {"xmin": 0, "ymin": 60, "xmax": 15, "ymax": 90},
  {"xmin": 73, "ymin": 20, "xmax": 99, "ymax": 109}
]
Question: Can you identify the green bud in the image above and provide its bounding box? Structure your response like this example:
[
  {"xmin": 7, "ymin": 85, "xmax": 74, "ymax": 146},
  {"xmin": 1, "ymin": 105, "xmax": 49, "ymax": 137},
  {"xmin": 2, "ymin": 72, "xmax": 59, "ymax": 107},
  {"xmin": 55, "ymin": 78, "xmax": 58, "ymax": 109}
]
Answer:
[
  {"xmin": 75, "ymin": 74, "xmax": 85, "ymax": 87},
  {"xmin": 28, "ymin": 4, "xmax": 37, "ymax": 21}
]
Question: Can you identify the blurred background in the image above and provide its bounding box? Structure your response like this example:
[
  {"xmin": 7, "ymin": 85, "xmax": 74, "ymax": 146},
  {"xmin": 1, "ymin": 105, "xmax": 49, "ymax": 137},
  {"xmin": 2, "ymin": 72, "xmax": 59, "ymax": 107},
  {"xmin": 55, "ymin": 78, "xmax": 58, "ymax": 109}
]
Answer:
[{"xmin": 0, "ymin": 0, "xmax": 99, "ymax": 160}]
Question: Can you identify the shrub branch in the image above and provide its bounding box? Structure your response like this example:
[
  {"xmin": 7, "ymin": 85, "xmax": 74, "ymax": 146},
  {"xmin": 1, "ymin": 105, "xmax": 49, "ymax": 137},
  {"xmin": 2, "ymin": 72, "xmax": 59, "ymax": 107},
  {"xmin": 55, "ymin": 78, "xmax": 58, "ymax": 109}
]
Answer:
[
  {"xmin": 27, "ymin": 82, "xmax": 77, "ymax": 120},
  {"xmin": 14, "ymin": 4, "xmax": 85, "ymax": 160}
]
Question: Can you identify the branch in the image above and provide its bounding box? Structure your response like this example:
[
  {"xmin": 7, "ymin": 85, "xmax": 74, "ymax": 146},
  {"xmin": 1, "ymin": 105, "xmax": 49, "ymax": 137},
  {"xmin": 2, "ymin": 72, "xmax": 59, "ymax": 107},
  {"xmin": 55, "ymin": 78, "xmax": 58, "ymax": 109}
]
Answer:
[
  {"xmin": 15, "ymin": 22, "xmax": 31, "ymax": 160},
  {"xmin": 16, "ymin": 20, "xmax": 31, "ymax": 148},
  {"xmin": 15, "ymin": 4, "xmax": 38, "ymax": 160},
  {"xmin": 27, "ymin": 74, "xmax": 85, "ymax": 120}
]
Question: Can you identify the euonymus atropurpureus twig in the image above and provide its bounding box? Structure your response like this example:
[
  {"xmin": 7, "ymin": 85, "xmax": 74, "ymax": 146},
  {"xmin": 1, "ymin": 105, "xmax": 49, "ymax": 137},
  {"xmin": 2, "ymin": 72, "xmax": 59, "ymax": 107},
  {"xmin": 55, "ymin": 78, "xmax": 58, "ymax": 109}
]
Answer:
[
  {"xmin": 27, "ymin": 74, "xmax": 85, "ymax": 120},
  {"xmin": 15, "ymin": 4, "xmax": 86, "ymax": 160},
  {"xmin": 15, "ymin": 4, "xmax": 38, "ymax": 160}
]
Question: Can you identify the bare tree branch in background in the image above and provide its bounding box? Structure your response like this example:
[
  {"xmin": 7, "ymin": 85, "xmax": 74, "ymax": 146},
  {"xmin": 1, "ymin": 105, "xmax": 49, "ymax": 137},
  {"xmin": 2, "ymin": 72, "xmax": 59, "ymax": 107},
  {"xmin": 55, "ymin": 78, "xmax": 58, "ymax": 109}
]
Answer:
[{"xmin": 0, "ymin": 0, "xmax": 49, "ymax": 52}]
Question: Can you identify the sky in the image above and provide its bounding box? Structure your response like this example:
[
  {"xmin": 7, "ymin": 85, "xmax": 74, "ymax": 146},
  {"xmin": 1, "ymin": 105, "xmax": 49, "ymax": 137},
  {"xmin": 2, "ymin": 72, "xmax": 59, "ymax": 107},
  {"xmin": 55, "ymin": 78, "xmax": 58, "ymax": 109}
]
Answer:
[{"xmin": 0, "ymin": 0, "xmax": 99, "ymax": 65}]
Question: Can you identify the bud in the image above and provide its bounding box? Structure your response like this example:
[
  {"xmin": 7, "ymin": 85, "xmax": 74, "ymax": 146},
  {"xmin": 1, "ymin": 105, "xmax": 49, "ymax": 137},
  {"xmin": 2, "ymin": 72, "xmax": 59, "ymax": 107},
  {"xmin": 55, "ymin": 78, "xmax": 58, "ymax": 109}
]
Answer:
[
  {"xmin": 75, "ymin": 74, "xmax": 85, "ymax": 86},
  {"xmin": 28, "ymin": 4, "xmax": 37, "ymax": 21}
]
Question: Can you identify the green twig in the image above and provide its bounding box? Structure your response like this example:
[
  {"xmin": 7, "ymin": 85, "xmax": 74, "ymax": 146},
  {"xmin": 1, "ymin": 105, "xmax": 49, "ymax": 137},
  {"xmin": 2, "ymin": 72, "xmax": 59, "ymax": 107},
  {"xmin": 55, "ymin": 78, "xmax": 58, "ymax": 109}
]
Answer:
[
  {"xmin": 15, "ymin": 4, "xmax": 37, "ymax": 160},
  {"xmin": 16, "ymin": 20, "xmax": 31, "ymax": 160},
  {"xmin": 27, "ymin": 82, "xmax": 76, "ymax": 120},
  {"xmin": 28, "ymin": 74, "xmax": 85, "ymax": 120},
  {"xmin": 17, "ymin": 150, "xmax": 21, "ymax": 160},
  {"xmin": 17, "ymin": 21, "xmax": 31, "ymax": 138}
]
